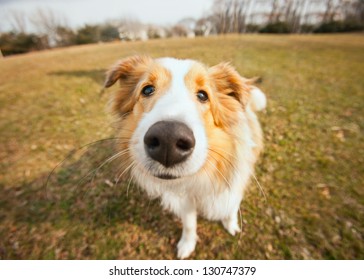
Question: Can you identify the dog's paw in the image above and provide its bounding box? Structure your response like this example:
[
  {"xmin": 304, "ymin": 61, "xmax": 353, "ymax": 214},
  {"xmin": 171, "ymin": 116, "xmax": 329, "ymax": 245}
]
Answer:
[
  {"xmin": 222, "ymin": 219, "xmax": 241, "ymax": 236},
  {"xmin": 177, "ymin": 237, "xmax": 197, "ymax": 259}
]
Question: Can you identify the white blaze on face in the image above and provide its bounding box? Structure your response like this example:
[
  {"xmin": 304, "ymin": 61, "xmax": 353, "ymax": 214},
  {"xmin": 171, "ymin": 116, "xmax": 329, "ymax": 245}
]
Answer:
[{"xmin": 131, "ymin": 58, "xmax": 208, "ymax": 178}]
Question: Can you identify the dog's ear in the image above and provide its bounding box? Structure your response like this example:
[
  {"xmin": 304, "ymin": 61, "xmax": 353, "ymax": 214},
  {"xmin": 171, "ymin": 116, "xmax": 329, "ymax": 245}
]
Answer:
[
  {"xmin": 104, "ymin": 55, "xmax": 152, "ymax": 88},
  {"xmin": 208, "ymin": 62, "xmax": 250, "ymax": 107},
  {"xmin": 208, "ymin": 62, "xmax": 251, "ymax": 127}
]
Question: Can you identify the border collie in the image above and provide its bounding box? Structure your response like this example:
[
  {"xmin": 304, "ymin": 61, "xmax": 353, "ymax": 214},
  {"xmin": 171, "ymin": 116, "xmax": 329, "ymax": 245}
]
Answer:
[{"xmin": 104, "ymin": 55, "xmax": 266, "ymax": 259}]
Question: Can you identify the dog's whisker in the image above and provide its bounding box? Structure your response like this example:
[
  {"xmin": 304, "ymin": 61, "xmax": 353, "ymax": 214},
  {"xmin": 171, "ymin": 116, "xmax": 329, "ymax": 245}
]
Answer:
[
  {"xmin": 238, "ymin": 206, "xmax": 243, "ymax": 239},
  {"xmin": 205, "ymin": 157, "xmax": 233, "ymax": 190},
  {"xmin": 118, "ymin": 112, "xmax": 131, "ymax": 119},
  {"xmin": 208, "ymin": 147, "xmax": 239, "ymax": 162},
  {"xmin": 88, "ymin": 149, "xmax": 131, "ymax": 188},
  {"xmin": 126, "ymin": 164, "xmax": 136, "ymax": 197},
  {"xmin": 76, "ymin": 149, "xmax": 129, "ymax": 192},
  {"xmin": 116, "ymin": 161, "xmax": 136, "ymax": 192},
  {"xmin": 209, "ymin": 147, "xmax": 266, "ymax": 201},
  {"xmin": 208, "ymin": 148, "xmax": 237, "ymax": 171},
  {"xmin": 251, "ymin": 171, "xmax": 267, "ymax": 202},
  {"xmin": 201, "ymin": 165, "xmax": 218, "ymax": 208},
  {"xmin": 208, "ymin": 158, "xmax": 232, "ymax": 217},
  {"xmin": 113, "ymin": 155, "xmax": 133, "ymax": 187},
  {"xmin": 44, "ymin": 137, "xmax": 132, "ymax": 198},
  {"xmin": 127, "ymin": 161, "xmax": 150, "ymax": 198},
  {"xmin": 126, "ymin": 176, "xmax": 134, "ymax": 197},
  {"xmin": 113, "ymin": 166, "xmax": 124, "ymax": 186},
  {"xmin": 202, "ymin": 165, "xmax": 215, "ymax": 191}
]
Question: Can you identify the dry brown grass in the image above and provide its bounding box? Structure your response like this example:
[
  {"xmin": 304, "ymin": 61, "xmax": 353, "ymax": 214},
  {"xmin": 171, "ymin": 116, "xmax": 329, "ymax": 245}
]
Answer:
[{"xmin": 0, "ymin": 34, "xmax": 363, "ymax": 259}]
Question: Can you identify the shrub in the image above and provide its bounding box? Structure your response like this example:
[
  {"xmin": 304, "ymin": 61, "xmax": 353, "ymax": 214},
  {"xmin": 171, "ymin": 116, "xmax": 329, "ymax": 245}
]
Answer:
[
  {"xmin": 300, "ymin": 24, "xmax": 315, "ymax": 33},
  {"xmin": 245, "ymin": 24, "xmax": 260, "ymax": 33},
  {"xmin": 100, "ymin": 25, "xmax": 120, "ymax": 42},
  {"xmin": 314, "ymin": 21, "xmax": 364, "ymax": 33},
  {"xmin": 55, "ymin": 26, "xmax": 76, "ymax": 47},
  {"xmin": 75, "ymin": 25, "xmax": 100, "ymax": 45},
  {"xmin": 0, "ymin": 32, "xmax": 45, "ymax": 56},
  {"xmin": 259, "ymin": 22, "xmax": 291, "ymax": 34}
]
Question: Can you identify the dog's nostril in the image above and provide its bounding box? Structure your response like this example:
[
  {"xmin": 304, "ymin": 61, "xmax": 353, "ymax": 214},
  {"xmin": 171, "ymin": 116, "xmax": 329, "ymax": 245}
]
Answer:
[
  {"xmin": 148, "ymin": 137, "xmax": 160, "ymax": 149},
  {"xmin": 176, "ymin": 139, "xmax": 192, "ymax": 151}
]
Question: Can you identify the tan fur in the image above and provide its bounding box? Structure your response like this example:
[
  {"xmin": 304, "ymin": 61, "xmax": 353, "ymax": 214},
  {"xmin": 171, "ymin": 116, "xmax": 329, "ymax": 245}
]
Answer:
[{"xmin": 105, "ymin": 56, "xmax": 174, "ymax": 179}]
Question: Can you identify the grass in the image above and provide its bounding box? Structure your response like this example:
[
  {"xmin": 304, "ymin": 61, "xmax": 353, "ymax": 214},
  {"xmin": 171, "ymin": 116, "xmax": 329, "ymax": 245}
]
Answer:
[{"xmin": 0, "ymin": 34, "xmax": 363, "ymax": 259}]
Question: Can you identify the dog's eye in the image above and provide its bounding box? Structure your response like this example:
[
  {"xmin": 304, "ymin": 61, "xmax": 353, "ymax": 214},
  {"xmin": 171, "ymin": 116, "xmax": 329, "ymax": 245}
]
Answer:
[
  {"xmin": 141, "ymin": 85, "xmax": 155, "ymax": 97},
  {"xmin": 197, "ymin": 90, "xmax": 208, "ymax": 102}
]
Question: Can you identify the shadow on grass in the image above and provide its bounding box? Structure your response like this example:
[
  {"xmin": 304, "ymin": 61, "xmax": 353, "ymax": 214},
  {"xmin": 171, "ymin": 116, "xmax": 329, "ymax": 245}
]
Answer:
[
  {"xmin": 0, "ymin": 139, "xmax": 178, "ymax": 259},
  {"xmin": 48, "ymin": 69, "xmax": 107, "ymax": 85}
]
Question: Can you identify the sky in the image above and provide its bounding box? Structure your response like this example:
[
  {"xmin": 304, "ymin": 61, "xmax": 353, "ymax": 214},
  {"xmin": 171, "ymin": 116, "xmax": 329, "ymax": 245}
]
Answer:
[{"xmin": 0, "ymin": 0, "xmax": 214, "ymax": 32}]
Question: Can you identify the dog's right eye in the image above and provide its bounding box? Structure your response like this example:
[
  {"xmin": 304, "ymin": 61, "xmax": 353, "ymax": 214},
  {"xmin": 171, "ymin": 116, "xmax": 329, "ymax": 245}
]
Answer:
[
  {"xmin": 197, "ymin": 90, "xmax": 209, "ymax": 102},
  {"xmin": 141, "ymin": 85, "xmax": 155, "ymax": 97}
]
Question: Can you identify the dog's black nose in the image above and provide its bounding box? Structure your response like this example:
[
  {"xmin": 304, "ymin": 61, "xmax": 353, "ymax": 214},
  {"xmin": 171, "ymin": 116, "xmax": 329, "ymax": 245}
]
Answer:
[{"xmin": 144, "ymin": 121, "xmax": 195, "ymax": 167}]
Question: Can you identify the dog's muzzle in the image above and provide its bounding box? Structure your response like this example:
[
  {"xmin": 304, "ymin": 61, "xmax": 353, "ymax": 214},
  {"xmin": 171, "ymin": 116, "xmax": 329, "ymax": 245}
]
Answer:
[{"xmin": 144, "ymin": 121, "xmax": 195, "ymax": 168}]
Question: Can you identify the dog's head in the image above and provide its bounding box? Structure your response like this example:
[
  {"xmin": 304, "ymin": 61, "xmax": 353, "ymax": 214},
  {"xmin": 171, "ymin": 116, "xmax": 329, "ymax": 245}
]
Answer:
[{"xmin": 104, "ymin": 55, "xmax": 257, "ymax": 186}]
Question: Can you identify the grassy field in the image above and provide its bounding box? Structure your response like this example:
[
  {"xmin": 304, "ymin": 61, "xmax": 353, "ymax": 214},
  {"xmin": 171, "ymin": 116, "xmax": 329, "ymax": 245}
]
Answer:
[{"xmin": 0, "ymin": 34, "xmax": 363, "ymax": 260}]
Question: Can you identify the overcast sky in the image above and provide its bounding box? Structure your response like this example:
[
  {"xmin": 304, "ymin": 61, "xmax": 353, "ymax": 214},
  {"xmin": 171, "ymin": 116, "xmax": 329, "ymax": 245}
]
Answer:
[{"xmin": 0, "ymin": 0, "xmax": 213, "ymax": 32}]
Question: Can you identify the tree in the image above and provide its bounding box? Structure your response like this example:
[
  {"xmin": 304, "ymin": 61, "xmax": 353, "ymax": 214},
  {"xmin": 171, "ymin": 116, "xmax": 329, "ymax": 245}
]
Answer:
[
  {"xmin": 195, "ymin": 17, "xmax": 216, "ymax": 36},
  {"xmin": 75, "ymin": 25, "xmax": 100, "ymax": 45},
  {"xmin": 313, "ymin": 0, "xmax": 364, "ymax": 32},
  {"xmin": 8, "ymin": 10, "xmax": 28, "ymax": 33},
  {"xmin": 55, "ymin": 26, "xmax": 76, "ymax": 47},
  {"xmin": 210, "ymin": 0, "xmax": 256, "ymax": 33},
  {"xmin": 341, "ymin": 0, "xmax": 364, "ymax": 26},
  {"xmin": 29, "ymin": 8, "xmax": 68, "ymax": 47},
  {"xmin": 100, "ymin": 25, "xmax": 120, "ymax": 42}
]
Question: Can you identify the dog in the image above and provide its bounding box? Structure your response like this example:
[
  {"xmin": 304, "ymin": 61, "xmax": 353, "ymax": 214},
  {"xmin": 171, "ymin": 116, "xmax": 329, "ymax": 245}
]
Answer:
[{"xmin": 103, "ymin": 55, "xmax": 266, "ymax": 259}]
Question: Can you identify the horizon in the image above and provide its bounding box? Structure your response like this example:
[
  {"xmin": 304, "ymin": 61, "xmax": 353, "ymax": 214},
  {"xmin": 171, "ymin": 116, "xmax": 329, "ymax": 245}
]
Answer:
[{"xmin": 0, "ymin": 0, "xmax": 213, "ymax": 33}]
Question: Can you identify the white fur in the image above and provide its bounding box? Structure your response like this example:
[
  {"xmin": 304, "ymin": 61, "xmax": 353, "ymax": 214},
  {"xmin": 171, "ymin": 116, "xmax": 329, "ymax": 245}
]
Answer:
[
  {"xmin": 126, "ymin": 58, "xmax": 264, "ymax": 259},
  {"xmin": 250, "ymin": 86, "xmax": 267, "ymax": 111},
  {"xmin": 131, "ymin": 58, "xmax": 208, "ymax": 180}
]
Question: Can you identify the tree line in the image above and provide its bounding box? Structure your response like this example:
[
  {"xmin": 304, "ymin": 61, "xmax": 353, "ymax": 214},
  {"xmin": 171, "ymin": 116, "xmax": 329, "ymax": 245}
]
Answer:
[
  {"xmin": 1, "ymin": 0, "xmax": 363, "ymax": 56},
  {"xmin": 207, "ymin": 0, "xmax": 364, "ymax": 34}
]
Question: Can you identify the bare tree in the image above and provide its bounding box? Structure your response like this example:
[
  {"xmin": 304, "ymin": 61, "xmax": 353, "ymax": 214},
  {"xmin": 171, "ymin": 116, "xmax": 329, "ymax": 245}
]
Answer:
[
  {"xmin": 118, "ymin": 18, "xmax": 148, "ymax": 41},
  {"xmin": 353, "ymin": 0, "xmax": 364, "ymax": 23},
  {"xmin": 8, "ymin": 10, "xmax": 28, "ymax": 33},
  {"xmin": 231, "ymin": 0, "xmax": 255, "ymax": 32},
  {"xmin": 321, "ymin": 0, "xmax": 340, "ymax": 22},
  {"xmin": 211, "ymin": 0, "xmax": 231, "ymax": 33},
  {"xmin": 210, "ymin": 0, "xmax": 256, "ymax": 33},
  {"xmin": 29, "ymin": 8, "xmax": 68, "ymax": 47},
  {"xmin": 340, "ymin": 0, "xmax": 364, "ymax": 24},
  {"xmin": 278, "ymin": 0, "xmax": 311, "ymax": 32},
  {"xmin": 195, "ymin": 17, "xmax": 216, "ymax": 36},
  {"xmin": 267, "ymin": 0, "xmax": 281, "ymax": 23}
]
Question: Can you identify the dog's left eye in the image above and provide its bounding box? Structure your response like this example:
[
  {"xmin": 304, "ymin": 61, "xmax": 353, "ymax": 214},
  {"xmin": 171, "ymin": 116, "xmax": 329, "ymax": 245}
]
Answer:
[
  {"xmin": 197, "ymin": 90, "xmax": 208, "ymax": 102},
  {"xmin": 141, "ymin": 85, "xmax": 155, "ymax": 97}
]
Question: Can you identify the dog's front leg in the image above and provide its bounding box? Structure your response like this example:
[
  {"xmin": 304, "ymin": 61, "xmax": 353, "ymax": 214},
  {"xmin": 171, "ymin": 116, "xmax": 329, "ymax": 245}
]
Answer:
[{"xmin": 177, "ymin": 200, "xmax": 197, "ymax": 259}]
